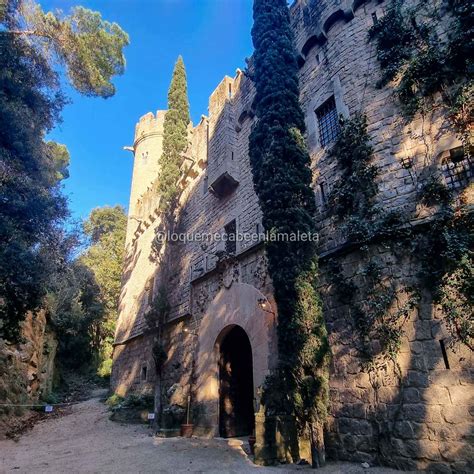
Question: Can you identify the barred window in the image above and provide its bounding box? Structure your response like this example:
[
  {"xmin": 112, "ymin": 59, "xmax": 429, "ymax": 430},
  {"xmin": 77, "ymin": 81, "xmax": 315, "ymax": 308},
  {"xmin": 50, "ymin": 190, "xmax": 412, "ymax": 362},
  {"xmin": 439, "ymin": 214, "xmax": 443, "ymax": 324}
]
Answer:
[
  {"xmin": 441, "ymin": 147, "xmax": 473, "ymax": 190},
  {"xmin": 316, "ymin": 96, "xmax": 340, "ymax": 148}
]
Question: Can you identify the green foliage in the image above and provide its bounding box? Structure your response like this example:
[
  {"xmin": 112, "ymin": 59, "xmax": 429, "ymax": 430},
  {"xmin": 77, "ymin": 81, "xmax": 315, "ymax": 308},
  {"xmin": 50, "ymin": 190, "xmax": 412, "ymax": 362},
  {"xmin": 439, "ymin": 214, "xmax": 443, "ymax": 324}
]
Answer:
[
  {"xmin": 14, "ymin": 0, "xmax": 129, "ymax": 97},
  {"xmin": 368, "ymin": 0, "xmax": 417, "ymax": 88},
  {"xmin": 106, "ymin": 393, "xmax": 124, "ymax": 408},
  {"xmin": 42, "ymin": 206, "xmax": 125, "ymax": 373},
  {"xmin": 367, "ymin": 0, "xmax": 473, "ymax": 350},
  {"xmin": 327, "ymin": 116, "xmax": 421, "ymax": 363},
  {"xmin": 328, "ymin": 114, "xmax": 378, "ymax": 219},
  {"xmin": 156, "ymin": 56, "xmax": 190, "ymax": 212},
  {"xmin": 47, "ymin": 260, "xmax": 104, "ymax": 369},
  {"xmin": 107, "ymin": 392, "xmax": 153, "ymax": 411},
  {"xmin": 145, "ymin": 287, "xmax": 169, "ymax": 373},
  {"xmin": 0, "ymin": 1, "xmax": 129, "ymax": 340},
  {"xmin": 40, "ymin": 391, "xmax": 60, "ymax": 405},
  {"xmin": 80, "ymin": 205, "xmax": 126, "ymax": 376},
  {"xmin": 0, "ymin": 33, "xmax": 68, "ymax": 341},
  {"xmin": 122, "ymin": 393, "xmax": 154, "ymax": 408},
  {"xmin": 328, "ymin": 110, "xmax": 473, "ymax": 358},
  {"xmin": 144, "ymin": 285, "xmax": 170, "ymax": 330},
  {"xmin": 45, "ymin": 141, "xmax": 70, "ymax": 184},
  {"xmin": 83, "ymin": 205, "xmax": 126, "ymax": 244},
  {"xmin": 418, "ymin": 175, "xmax": 452, "ymax": 206},
  {"xmin": 81, "ymin": 206, "xmax": 126, "ymax": 318},
  {"xmin": 369, "ymin": 0, "xmax": 474, "ymax": 135},
  {"xmin": 149, "ymin": 58, "xmax": 189, "ymax": 376},
  {"xmin": 152, "ymin": 340, "xmax": 167, "ymax": 373},
  {"xmin": 249, "ymin": 0, "xmax": 329, "ymax": 429},
  {"xmin": 418, "ymin": 209, "xmax": 473, "ymax": 348},
  {"xmin": 97, "ymin": 357, "xmax": 113, "ymax": 378}
]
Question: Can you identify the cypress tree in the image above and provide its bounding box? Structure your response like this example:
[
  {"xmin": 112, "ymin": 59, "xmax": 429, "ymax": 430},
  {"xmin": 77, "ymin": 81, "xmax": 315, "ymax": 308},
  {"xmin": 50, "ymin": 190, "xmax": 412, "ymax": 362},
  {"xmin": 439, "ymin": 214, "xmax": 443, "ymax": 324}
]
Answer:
[
  {"xmin": 249, "ymin": 0, "xmax": 329, "ymax": 465},
  {"xmin": 157, "ymin": 56, "xmax": 190, "ymax": 212}
]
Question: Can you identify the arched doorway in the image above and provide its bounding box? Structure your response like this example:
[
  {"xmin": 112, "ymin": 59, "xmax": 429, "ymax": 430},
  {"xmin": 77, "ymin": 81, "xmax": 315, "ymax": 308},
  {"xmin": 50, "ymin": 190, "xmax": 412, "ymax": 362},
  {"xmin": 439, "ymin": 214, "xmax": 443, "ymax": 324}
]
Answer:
[{"xmin": 219, "ymin": 325, "xmax": 255, "ymax": 438}]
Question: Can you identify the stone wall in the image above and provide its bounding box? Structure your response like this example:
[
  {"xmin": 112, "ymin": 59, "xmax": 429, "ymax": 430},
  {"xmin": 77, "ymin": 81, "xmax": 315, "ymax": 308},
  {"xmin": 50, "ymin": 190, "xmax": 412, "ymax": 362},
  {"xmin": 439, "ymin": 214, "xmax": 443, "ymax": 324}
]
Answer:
[
  {"xmin": 319, "ymin": 246, "xmax": 472, "ymax": 470},
  {"xmin": 112, "ymin": 0, "xmax": 473, "ymax": 470}
]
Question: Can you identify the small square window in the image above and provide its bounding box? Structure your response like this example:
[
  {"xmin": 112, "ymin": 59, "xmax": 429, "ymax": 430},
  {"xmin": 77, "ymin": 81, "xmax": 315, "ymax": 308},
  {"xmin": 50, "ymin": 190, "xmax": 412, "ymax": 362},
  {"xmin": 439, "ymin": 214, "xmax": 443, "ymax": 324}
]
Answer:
[
  {"xmin": 316, "ymin": 96, "xmax": 340, "ymax": 148},
  {"xmin": 224, "ymin": 219, "xmax": 237, "ymax": 255},
  {"xmin": 441, "ymin": 147, "xmax": 472, "ymax": 190}
]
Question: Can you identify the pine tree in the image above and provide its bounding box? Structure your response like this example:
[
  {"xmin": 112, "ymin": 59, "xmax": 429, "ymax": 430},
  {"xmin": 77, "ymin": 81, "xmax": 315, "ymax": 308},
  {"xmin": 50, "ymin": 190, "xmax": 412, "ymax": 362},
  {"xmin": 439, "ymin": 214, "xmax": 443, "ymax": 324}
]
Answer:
[
  {"xmin": 157, "ymin": 56, "xmax": 190, "ymax": 212},
  {"xmin": 0, "ymin": 1, "xmax": 129, "ymax": 340},
  {"xmin": 3, "ymin": 0, "xmax": 129, "ymax": 98},
  {"xmin": 249, "ymin": 0, "xmax": 329, "ymax": 465}
]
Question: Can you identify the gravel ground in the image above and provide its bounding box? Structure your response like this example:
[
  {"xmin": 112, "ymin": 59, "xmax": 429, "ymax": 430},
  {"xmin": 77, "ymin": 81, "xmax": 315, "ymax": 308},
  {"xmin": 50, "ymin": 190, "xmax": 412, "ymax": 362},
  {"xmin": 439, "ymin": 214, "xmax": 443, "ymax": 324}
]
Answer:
[{"xmin": 0, "ymin": 395, "xmax": 404, "ymax": 474}]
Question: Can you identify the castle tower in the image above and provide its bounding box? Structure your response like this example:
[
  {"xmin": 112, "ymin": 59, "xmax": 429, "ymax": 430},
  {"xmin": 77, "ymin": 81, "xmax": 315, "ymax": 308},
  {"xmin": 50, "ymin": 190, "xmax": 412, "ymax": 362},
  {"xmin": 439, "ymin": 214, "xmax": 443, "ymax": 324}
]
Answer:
[
  {"xmin": 113, "ymin": 110, "xmax": 167, "ymax": 359},
  {"xmin": 125, "ymin": 110, "xmax": 166, "ymax": 244}
]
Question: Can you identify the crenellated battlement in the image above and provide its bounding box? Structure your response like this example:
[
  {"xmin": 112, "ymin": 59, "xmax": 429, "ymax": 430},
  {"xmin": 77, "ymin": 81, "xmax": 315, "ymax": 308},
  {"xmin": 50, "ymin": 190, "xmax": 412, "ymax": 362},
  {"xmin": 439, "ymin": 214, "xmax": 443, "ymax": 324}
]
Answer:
[
  {"xmin": 134, "ymin": 110, "xmax": 167, "ymax": 146},
  {"xmin": 114, "ymin": 2, "xmax": 473, "ymax": 470}
]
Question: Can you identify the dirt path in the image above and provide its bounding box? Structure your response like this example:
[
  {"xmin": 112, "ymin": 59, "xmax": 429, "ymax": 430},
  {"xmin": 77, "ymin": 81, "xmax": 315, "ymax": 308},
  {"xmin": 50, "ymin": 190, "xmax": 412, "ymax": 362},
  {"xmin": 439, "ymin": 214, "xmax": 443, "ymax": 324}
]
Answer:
[{"xmin": 0, "ymin": 396, "xmax": 403, "ymax": 473}]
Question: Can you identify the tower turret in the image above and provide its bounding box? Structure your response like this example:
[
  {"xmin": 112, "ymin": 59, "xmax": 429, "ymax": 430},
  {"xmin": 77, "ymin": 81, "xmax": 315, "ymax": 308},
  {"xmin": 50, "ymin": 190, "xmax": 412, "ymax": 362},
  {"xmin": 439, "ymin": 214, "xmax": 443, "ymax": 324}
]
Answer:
[{"xmin": 125, "ymin": 110, "xmax": 166, "ymax": 244}]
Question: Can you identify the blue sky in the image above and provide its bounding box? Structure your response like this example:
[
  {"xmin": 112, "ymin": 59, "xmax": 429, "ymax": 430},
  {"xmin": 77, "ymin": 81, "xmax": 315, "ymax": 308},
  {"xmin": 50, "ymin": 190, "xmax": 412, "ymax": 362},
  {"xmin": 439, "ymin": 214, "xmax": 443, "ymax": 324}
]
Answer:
[{"xmin": 42, "ymin": 0, "xmax": 254, "ymax": 221}]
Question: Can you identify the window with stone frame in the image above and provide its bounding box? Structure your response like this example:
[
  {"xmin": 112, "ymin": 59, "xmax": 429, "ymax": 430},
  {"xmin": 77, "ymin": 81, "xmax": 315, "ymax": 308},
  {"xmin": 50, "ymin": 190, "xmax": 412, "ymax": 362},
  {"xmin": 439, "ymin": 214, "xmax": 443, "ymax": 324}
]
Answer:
[
  {"xmin": 441, "ymin": 147, "xmax": 473, "ymax": 190},
  {"xmin": 224, "ymin": 219, "xmax": 237, "ymax": 255},
  {"xmin": 141, "ymin": 365, "xmax": 148, "ymax": 381},
  {"xmin": 316, "ymin": 96, "xmax": 340, "ymax": 148}
]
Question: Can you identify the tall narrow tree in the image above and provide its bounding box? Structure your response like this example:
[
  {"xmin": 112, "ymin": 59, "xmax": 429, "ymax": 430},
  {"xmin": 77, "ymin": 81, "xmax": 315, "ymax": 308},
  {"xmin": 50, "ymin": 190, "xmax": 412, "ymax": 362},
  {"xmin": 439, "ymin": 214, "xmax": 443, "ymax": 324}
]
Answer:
[
  {"xmin": 151, "ymin": 56, "xmax": 190, "ymax": 426},
  {"xmin": 157, "ymin": 56, "xmax": 190, "ymax": 213},
  {"xmin": 249, "ymin": 0, "xmax": 329, "ymax": 466}
]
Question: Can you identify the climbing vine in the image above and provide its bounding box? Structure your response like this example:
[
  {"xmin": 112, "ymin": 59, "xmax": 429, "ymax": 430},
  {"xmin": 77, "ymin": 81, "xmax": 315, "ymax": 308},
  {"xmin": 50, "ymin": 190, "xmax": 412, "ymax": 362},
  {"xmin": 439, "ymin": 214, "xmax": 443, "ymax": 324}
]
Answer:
[
  {"xmin": 326, "ymin": 109, "xmax": 472, "ymax": 362},
  {"xmin": 367, "ymin": 0, "xmax": 473, "ymax": 350},
  {"xmin": 369, "ymin": 0, "xmax": 473, "ymax": 149},
  {"xmin": 417, "ymin": 207, "xmax": 474, "ymax": 349},
  {"xmin": 326, "ymin": 115, "xmax": 420, "ymax": 365}
]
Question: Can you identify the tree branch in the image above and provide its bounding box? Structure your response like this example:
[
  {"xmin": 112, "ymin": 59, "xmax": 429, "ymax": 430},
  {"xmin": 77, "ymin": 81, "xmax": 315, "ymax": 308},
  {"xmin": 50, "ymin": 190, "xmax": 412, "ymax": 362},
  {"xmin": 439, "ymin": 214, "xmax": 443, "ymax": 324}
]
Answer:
[{"xmin": 0, "ymin": 29, "xmax": 50, "ymax": 38}]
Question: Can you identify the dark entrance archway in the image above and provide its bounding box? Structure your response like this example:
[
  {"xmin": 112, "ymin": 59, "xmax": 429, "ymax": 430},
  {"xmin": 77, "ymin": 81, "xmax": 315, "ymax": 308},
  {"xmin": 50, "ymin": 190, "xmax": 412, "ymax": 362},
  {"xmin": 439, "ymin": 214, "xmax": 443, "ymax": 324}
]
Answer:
[{"xmin": 218, "ymin": 325, "xmax": 255, "ymax": 438}]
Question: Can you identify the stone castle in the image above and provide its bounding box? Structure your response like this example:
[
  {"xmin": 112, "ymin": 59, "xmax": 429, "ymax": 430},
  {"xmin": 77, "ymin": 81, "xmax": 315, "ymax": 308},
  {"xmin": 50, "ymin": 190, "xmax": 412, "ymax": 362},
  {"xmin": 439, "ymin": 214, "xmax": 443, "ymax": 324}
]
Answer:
[{"xmin": 111, "ymin": 0, "xmax": 473, "ymax": 470}]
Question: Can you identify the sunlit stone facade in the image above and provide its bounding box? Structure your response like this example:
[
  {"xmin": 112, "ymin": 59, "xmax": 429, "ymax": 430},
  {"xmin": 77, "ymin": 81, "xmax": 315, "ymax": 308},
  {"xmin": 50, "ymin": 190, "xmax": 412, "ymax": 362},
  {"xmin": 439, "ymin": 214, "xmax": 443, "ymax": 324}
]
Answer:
[{"xmin": 112, "ymin": 1, "xmax": 473, "ymax": 470}]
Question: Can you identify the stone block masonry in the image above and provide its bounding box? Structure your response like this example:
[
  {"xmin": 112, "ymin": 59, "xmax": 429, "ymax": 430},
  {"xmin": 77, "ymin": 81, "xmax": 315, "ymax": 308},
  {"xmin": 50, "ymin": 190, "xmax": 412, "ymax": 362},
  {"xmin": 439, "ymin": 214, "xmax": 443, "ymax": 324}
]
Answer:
[{"xmin": 111, "ymin": 0, "xmax": 473, "ymax": 470}]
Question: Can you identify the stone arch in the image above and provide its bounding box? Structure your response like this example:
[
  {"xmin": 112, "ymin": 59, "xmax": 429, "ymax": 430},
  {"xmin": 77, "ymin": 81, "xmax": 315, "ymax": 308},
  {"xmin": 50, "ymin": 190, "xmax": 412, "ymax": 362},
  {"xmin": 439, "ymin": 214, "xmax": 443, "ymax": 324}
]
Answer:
[
  {"xmin": 217, "ymin": 324, "xmax": 255, "ymax": 437},
  {"xmin": 323, "ymin": 9, "xmax": 354, "ymax": 35},
  {"xmin": 301, "ymin": 34, "xmax": 321, "ymax": 57},
  {"xmin": 193, "ymin": 283, "xmax": 277, "ymax": 436}
]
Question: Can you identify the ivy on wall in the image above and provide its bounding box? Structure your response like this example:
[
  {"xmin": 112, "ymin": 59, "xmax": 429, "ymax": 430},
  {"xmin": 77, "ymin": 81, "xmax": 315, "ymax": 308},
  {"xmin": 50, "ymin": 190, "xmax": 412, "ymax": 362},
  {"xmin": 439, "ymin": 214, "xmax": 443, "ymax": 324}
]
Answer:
[
  {"xmin": 369, "ymin": 0, "xmax": 473, "ymax": 148},
  {"xmin": 367, "ymin": 0, "xmax": 473, "ymax": 350},
  {"xmin": 326, "ymin": 107, "xmax": 472, "ymax": 362},
  {"xmin": 326, "ymin": 115, "xmax": 420, "ymax": 365}
]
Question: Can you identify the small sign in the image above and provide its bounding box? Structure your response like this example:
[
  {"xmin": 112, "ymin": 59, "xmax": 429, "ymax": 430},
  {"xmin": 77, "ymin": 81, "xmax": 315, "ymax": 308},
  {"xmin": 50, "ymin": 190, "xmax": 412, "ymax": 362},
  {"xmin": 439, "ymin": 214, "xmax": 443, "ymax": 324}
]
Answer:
[
  {"xmin": 147, "ymin": 413, "xmax": 155, "ymax": 420},
  {"xmin": 44, "ymin": 405, "xmax": 53, "ymax": 413}
]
